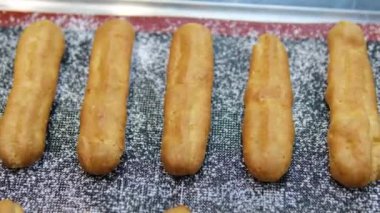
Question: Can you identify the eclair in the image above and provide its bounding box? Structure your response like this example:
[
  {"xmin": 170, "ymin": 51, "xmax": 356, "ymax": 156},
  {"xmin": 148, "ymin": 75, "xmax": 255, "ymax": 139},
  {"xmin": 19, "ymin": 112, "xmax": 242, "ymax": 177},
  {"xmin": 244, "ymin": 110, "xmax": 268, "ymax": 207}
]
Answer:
[
  {"xmin": 0, "ymin": 20, "xmax": 65, "ymax": 168},
  {"xmin": 326, "ymin": 21, "xmax": 380, "ymax": 187},
  {"xmin": 161, "ymin": 23, "xmax": 214, "ymax": 176},
  {"xmin": 243, "ymin": 34, "xmax": 294, "ymax": 182},
  {"xmin": 77, "ymin": 19, "xmax": 135, "ymax": 175}
]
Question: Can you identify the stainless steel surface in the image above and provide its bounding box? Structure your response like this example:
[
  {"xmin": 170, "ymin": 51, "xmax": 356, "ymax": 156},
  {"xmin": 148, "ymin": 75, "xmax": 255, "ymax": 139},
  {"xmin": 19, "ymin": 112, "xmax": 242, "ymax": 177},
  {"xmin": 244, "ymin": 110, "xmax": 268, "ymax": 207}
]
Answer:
[
  {"xmin": 190, "ymin": 0, "xmax": 380, "ymax": 11},
  {"xmin": 0, "ymin": 0, "xmax": 380, "ymax": 23}
]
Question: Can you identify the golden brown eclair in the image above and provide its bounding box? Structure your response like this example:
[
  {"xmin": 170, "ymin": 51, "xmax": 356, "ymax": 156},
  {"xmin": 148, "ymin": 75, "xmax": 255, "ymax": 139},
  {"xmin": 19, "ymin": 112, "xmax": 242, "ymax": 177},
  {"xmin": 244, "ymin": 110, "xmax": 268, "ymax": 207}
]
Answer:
[
  {"xmin": 164, "ymin": 205, "xmax": 191, "ymax": 213},
  {"xmin": 77, "ymin": 19, "xmax": 135, "ymax": 175},
  {"xmin": 161, "ymin": 23, "xmax": 214, "ymax": 176},
  {"xmin": 0, "ymin": 199, "xmax": 24, "ymax": 213},
  {"xmin": 326, "ymin": 21, "xmax": 380, "ymax": 187},
  {"xmin": 0, "ymin": 20, "xmax": 65, "ymax": 168},
  {"xmin": 242, "ymin": 34, "xmax": 294, "ymax": 182}
]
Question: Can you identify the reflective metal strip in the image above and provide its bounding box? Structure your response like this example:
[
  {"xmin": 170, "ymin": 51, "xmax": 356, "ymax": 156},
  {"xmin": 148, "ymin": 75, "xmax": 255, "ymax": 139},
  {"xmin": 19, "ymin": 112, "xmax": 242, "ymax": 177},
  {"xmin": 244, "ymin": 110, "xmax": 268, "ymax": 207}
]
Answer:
[{"xmin": 0, "ymin": 0, "xmax": 380, "ymax": 24}]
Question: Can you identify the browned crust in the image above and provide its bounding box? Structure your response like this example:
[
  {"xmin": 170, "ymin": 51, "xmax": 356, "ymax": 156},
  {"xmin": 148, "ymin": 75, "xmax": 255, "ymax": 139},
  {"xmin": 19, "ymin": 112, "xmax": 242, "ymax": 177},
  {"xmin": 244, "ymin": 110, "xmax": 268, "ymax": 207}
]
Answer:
[
  {"xmin": 326, "ymin": 21, "xmax": 380, "ymax": 187},
  {"xmin": 164, "ymin": 205, "xmax": 191, "ymax": 213},
  {"xmin": 161, "ymin": 23, "xmax": 214, "ymax": 176},
  {"xmin": 77, "ymin": 19, "xmax": 135, "ymax": 175},
  {"xmin": 0, "ymin": 199, "xmax": 24, "ymax": 213},
  {"xmin": 242, "ymin": 34, "xmax": 294, "ymax": 182},
  {"xmin": 0, "ymin": 20, "xmax": 65, "ymax": 168}
]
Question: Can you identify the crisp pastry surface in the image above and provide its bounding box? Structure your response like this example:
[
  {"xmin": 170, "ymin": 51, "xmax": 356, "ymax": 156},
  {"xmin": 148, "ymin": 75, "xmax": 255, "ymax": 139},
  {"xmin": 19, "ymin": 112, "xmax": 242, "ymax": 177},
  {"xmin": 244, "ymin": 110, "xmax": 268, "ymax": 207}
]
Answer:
[
  {"xmin": 161, "ymin": 23, "xmax": 214, "ymax": 176},
  {"xmin": 164, "ymin": 205, "xmax": 191, "ymax": 213},
  {"xmin": 77, "ymin": 19, "xmax": 135, "ymax": 175},
  {"xmin": 0, "ymin": 20, "xmax": 65, "ymax": 168},
  {"xmin": 242, "ymin": 34, "xmax": 294, "ymax": 182},
  {"xmin": 326, "ymin": 21, "xmax": 380, "ymax": 187},
  {"xmin": 0, "ymin": 199, "xmax": 24, "ymax": 213}
]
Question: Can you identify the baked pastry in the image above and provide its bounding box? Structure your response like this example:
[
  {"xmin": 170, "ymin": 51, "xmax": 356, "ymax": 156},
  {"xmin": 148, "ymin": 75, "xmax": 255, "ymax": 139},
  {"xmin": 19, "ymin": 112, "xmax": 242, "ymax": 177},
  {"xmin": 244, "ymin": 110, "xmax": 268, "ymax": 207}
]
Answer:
[
  {"xmin": 0, "ymin": 199, "xmax": 24, "ymax": 213},
  {"xmin": 77, "ymin": 19, "xmax": 135, "ymax": 175},
  {"xmin": 164, "ymin": 205, "xmax": 191, "ymax": 213},
  {"xmin": 326, "ymin": 21, "xmax": 380, "ymax": 187},
  {"xmin": 161, "ymin": 23, "xmax": 214, "ymax": 176},
  {"xmin": 243, "ymin": 34, "xmax": 294, "ymax": 182},
  {"xmin": 0, "ymin": 20, "xmax": 65, "ymax": 168}
]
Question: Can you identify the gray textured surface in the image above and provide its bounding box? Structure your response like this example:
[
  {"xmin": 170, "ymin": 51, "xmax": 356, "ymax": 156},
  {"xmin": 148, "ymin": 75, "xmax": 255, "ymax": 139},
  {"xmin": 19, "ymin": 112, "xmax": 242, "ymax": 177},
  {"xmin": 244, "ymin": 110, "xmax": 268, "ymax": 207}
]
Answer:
[{"xmin": 0, "ymin": 20, "xmax": 379, "ymax": 212}]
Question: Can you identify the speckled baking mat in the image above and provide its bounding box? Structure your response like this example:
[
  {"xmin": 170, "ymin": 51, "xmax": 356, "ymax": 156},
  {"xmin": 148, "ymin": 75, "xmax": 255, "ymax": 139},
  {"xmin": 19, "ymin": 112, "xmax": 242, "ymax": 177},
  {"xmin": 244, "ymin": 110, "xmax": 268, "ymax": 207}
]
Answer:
[{"xmin": 0, "ymin": 12, "xmax": 379, "ymax": 212}]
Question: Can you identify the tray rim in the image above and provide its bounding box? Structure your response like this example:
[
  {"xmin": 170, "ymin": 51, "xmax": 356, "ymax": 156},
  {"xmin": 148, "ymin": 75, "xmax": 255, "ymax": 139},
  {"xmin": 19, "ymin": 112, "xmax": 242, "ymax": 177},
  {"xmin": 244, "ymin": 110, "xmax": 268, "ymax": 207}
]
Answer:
[{"xmin": 1, "ymin": 0, "xmax": 380, "ymax": 24}]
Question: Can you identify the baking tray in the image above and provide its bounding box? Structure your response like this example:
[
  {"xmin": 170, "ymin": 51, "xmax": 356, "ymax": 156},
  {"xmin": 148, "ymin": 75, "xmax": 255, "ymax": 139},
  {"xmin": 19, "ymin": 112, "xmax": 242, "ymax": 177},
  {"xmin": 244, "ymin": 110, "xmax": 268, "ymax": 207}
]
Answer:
[{"xmin": 0, "ymin": 1, "xmax": 380, "ymax": 212}]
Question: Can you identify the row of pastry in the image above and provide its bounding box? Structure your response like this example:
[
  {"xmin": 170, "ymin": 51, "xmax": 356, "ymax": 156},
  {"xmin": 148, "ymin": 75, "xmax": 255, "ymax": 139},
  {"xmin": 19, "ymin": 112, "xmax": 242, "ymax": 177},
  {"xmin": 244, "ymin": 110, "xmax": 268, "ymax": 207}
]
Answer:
[
  {"xmin": 0, "ymin": 19, "xmax": 378, "ymax": 188},
  {"xmin": 0, "ymin": 199, "xmax": 189, "ymax": 213}
]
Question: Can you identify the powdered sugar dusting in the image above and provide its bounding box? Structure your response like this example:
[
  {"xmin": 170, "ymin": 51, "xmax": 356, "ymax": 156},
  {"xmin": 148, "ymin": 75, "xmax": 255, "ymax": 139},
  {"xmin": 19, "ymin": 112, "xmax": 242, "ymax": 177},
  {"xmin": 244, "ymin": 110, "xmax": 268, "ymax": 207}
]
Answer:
[{"xmin": 0, "ymin": 12, "xmax": 379, "ymax": 212}]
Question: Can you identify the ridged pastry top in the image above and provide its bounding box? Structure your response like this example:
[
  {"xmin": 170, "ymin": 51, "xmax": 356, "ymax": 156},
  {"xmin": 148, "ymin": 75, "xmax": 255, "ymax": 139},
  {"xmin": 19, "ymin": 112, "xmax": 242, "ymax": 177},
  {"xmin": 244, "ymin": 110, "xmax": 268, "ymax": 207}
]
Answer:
[{"xmin": 167, "ymin": 23, "xmax": 213, "ymax": 85}]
